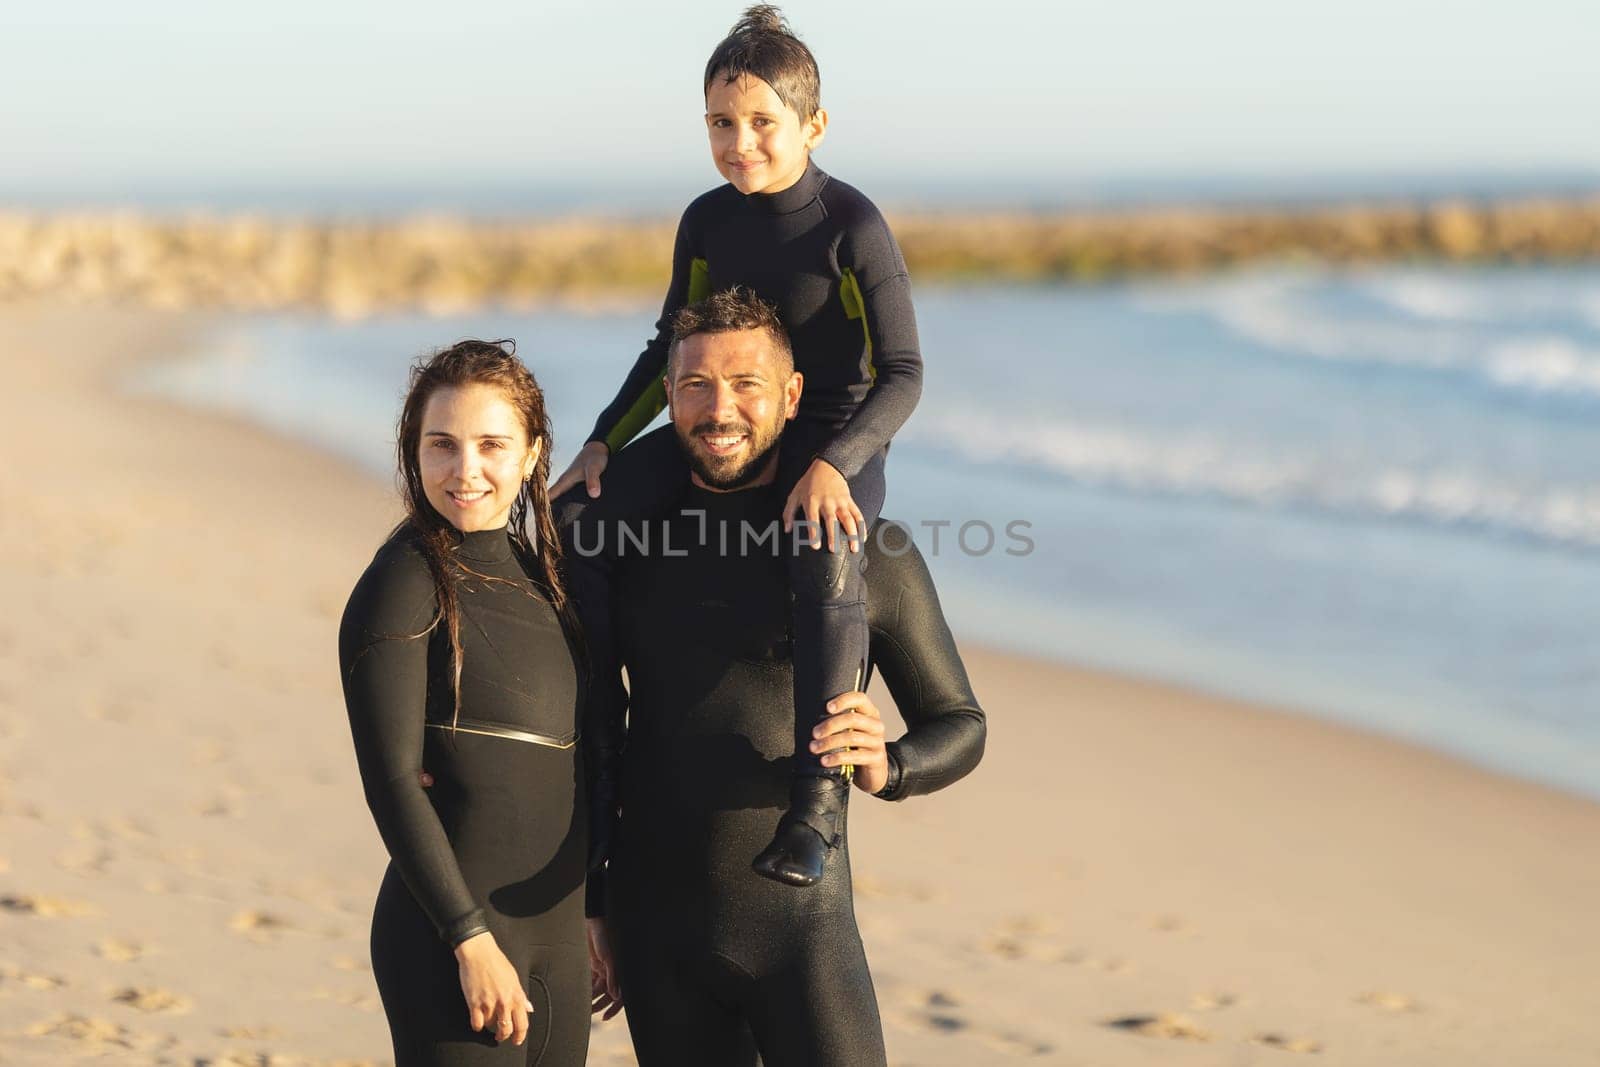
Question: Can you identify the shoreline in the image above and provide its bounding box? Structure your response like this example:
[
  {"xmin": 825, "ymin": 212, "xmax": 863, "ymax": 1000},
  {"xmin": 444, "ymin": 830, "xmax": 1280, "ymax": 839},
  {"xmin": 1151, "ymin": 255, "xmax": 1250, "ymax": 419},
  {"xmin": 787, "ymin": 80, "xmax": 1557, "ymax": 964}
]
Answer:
[
  {"xmin": 126, "ymin": 305, "xmax": 1600, "ymax": 811},
  {"xmin": 4, "ymin": 302, "xmax": 1600, "ymax": 1064}
]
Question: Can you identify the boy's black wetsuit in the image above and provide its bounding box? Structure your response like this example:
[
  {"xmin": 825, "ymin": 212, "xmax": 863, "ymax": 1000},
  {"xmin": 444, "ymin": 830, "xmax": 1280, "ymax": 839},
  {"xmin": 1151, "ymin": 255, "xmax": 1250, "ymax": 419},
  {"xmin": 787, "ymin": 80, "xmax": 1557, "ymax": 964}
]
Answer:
[
  {"xmin": 339, "ymin": 524, "xmax": 589, "ymax": 1066},
  {"xmin": 581, "ymin": 160, "xmax": 923, "ymax": 878},
  {"xmin": 575, "ymin": 487, "xmax": 986, "ymax": 1065}
]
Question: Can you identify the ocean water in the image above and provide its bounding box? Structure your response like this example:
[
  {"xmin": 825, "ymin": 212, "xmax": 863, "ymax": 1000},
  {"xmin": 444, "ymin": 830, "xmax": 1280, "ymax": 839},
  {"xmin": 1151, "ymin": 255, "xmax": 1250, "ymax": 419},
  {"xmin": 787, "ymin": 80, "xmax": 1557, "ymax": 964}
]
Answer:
[{"xmin": 137, "ymin": 265, "xmax": 1600, "ymax": 799}]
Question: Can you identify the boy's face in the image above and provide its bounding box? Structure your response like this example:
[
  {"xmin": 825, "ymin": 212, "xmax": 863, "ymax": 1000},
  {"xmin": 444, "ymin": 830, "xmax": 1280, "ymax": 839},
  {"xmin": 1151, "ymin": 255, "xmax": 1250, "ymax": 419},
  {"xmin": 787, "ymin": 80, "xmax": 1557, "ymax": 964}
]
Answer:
[{"xmin": 705, "ymin": 73, "xmax": 827, "ymax": 197}]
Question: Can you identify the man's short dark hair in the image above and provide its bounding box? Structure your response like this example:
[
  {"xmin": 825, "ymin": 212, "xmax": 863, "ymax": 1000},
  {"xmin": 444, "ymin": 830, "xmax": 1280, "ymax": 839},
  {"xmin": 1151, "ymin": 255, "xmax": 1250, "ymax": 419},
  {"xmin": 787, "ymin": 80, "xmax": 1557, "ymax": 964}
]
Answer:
[
  {"xmin": 667, "ymin": 287, "xmax": 794, "ymax": 380},
  {"xmin": 704, "ymin": 5, "xmax": 821, "ymax": 123}
]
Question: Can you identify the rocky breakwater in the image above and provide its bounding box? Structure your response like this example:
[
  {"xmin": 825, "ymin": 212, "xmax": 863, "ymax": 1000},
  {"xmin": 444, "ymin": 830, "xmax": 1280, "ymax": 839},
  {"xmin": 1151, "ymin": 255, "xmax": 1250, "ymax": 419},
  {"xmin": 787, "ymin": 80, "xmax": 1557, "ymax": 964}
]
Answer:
[
  {"xmin": 0, "ymin": 213, "xmax": 676, "ymax": 318},
  {"xmin": 3, "ymin": 197, "xmax": 1599, "ymax": 316}
]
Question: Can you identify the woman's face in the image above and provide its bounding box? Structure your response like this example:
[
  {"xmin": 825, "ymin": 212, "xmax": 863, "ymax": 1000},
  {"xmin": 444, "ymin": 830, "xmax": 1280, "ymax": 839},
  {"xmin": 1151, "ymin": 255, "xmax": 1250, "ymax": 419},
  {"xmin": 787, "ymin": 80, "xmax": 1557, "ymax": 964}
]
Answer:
[{"xmin": 418, "ymin": 383, "xmax": 540, "ymax": 532}]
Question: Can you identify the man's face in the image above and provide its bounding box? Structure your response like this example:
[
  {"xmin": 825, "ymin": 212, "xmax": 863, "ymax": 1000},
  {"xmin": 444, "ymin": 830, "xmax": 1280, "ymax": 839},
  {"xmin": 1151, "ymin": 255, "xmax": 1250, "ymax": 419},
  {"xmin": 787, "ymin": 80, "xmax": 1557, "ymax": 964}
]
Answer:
[{"xmin": 665, "ymin": 329, "xmax": 802, "ymax": 491}]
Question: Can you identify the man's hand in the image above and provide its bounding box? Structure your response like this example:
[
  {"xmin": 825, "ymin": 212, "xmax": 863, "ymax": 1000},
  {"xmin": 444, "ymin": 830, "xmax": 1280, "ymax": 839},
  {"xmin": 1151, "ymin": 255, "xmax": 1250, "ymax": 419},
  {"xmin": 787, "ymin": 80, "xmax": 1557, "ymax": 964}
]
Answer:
[
  {"xmin": 587, "ymin": 917, "xmax": 623, "ymax": 1021},
  {"xmin": 811, "ymin": 690, "xmax": 889, "ymax": 795},
  {"xmin": 551, "ymin": 441, "xmax": 610, "ymax": 499},
  {"xmin": 783, "ymin": 458, "xmax": 862, "ymax": 553}
]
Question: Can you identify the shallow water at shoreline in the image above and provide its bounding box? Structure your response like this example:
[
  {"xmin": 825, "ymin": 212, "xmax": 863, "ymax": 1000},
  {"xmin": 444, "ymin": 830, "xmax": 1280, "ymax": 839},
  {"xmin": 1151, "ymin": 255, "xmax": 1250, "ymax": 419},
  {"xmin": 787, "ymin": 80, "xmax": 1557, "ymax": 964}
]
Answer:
[{"xmin": 135, "ymin": 265, "xmax": 1600, "ymax": 799}]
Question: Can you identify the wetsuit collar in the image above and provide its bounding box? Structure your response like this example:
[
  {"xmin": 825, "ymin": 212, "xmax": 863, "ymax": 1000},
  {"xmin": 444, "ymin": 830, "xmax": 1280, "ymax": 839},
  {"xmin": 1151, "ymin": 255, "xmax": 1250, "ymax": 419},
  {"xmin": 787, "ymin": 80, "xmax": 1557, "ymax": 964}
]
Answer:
[
  {"xmin": 745, "ymin": 159, "xmax": 827, "ymax": 215},
  {"xmin": 683, "ymin": 481, "xmax": 782, "ymax": 523},
  {"xmin": 453, "ymin": 524, "xmax": 514, "ymax": 564}
]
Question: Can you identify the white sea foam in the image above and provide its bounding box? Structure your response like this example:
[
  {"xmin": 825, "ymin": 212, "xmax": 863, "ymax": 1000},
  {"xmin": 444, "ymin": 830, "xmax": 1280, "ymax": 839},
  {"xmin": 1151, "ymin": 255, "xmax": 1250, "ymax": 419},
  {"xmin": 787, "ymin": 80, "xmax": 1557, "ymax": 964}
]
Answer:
[
  {"xmin": 1144, "ymin": 273, "xmax": 1600, "ymax": 400},
  {"xmin": 1486, "ymin": 337, "xmax": 1600, "ymax": 395},
  {"xmin": 1369, "ymin": 274, "xmax": 1485, "ymax": 322},
  {"xmin": 913, "ymin": 410, "xmax": 1600, "ymax": 549}
]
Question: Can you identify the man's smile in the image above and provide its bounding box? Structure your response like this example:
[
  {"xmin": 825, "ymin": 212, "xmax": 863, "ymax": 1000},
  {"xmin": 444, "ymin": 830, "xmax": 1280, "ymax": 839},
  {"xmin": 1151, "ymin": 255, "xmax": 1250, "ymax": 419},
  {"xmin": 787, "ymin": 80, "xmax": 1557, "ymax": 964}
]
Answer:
[{"xmin": 700, "ymin": 432, "xmax": 749, "ymax": 455}]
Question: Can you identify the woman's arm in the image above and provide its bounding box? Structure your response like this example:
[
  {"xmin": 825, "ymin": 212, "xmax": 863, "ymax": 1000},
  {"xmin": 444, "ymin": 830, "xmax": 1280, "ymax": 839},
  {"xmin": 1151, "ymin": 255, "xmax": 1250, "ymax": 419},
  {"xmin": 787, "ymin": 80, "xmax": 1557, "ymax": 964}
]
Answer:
[
  {"xmin": 338, "ymin": 539, "xmax": 488, "ymax": 945},
  {"xmin": 864, "ymin": 522, "xmax": 987, "ymax": 800}
]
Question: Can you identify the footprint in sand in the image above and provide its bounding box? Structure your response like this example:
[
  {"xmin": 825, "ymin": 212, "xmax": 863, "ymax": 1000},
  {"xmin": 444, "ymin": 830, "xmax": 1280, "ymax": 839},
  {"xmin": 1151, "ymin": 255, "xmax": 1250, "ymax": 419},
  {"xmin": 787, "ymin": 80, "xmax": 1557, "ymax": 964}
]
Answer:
[
  {"xmin": 1356, "ymin": 991, "xmax": 1421, "ymax": 1013},
  {"xmin": 979, "ymin": 1029, "xmax": 1056, "ymax": 1057},
  {"xmin": 96, "ymin": 938, "xmax": 146, "ymax": 962},
  {"xmin": 1, "ymin": 894, "xmax": 96, "ymax": 918},
  {"xmin": 1056, "ymin": 948, "xmax": 1135, "ymax": 974},
  {"xmin": 55, "ymin": 844, "xmax": 115, "ymax": 876},
  {"xmin": 26, "ymin": 1013, "xmax": 134, "ymax": 1048},
  {"xmin": 1252, "ymin": 1032, "xmax": 1324, "ymax": 1053},
  {"xmin": 1190, "ymin": 992, "xmax": 1242, "ymax": 1011},
  {"xmin": 888, "ymin": 990, "xmax": 1054, "ymax": 1057},
  {"xmin": 198, "ymin": 795, "xmax": 240, "ymax": 818},
  {"xmin": 84, "ymin": 695, "xmax": 137, "ymax": 723},
  {"xmin": 230, "ymin": 910, "xmax": 296, "ymax": 943},
  {"xmin": 1147, "ymin": 913, "xmax": 1189, "ymax": 934},
  {"xmin": 979, "ymin": 915, "xmax": 1059, "ymax": 962},
  {"xmin": 219, "ymin": 1024, "xmax": 283, "ymax": 1040},
  {"xmin": 1105, "ymin": 1013, "xmax": 1212, "ymax": 1042},
  {"xmin": 1, "ymin": 964, "xmax": 67, "ymax": 990},
  {"xmin": 112, "ymin": 986, "xmax": 193, "ymax": 1014},
  {"xmin": 308, "ymin": 986, "xmax": 382, "ymax": 1011}
]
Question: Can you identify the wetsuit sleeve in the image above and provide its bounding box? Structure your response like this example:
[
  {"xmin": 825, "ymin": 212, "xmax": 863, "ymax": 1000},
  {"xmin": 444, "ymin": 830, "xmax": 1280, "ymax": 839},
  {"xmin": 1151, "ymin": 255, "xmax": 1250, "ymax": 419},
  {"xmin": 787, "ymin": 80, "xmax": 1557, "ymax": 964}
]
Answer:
[
  {"xmin": 865, "ymin": 523, "xmax": 986, "ymax": 800},
  {"xmin": 558, "ymin": 503, "xmax": 628, "ymax": 919},
  {"xmin": 586, "ymin": 205, "xmax": 705, "ymax": 454},
  {"xmin": 818, "ymin": 212, "xmax": 924, "ymax": 480},
  {"xmin": 338, "ymin": 543, "xmax": 490, "ymax": 946}
]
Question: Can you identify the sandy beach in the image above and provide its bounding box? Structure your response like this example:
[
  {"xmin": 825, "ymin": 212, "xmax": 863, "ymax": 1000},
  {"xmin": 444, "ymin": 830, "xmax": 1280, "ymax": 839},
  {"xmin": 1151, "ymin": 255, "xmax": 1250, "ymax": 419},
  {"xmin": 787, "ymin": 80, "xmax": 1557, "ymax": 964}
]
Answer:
[{"xmin": 3, "ymin": 302, "xmax": 1599, "ymax": 1066}]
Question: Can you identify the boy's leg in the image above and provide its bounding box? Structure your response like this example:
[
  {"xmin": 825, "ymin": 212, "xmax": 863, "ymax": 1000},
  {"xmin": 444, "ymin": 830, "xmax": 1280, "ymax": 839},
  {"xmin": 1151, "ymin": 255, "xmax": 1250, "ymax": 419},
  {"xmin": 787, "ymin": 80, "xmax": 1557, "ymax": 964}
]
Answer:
[{"xmin": 752, "ymin": 438, "xmax": 886, "ymax": 886}]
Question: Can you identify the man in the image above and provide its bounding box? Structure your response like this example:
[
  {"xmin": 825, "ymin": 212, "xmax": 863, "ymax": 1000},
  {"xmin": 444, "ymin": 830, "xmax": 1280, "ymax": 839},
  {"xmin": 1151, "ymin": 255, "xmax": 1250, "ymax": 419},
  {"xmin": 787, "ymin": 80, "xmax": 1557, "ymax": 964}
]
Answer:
[{"xmin": 566, "ymin": 288, "xmax": 985, "ymax": 1066}]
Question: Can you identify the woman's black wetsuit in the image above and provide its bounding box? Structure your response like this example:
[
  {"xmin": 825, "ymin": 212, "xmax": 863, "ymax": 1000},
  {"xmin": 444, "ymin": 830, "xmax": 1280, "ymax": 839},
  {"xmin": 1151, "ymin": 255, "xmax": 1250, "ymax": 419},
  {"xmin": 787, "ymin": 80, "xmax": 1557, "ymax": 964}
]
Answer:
[
  {"xmin": 339, "ymin": 523, "xmax": 589, "ymax": 1066},
  {"xmin": 581, "ymin": 488, "xmax": 987, "ymax": 1066}
]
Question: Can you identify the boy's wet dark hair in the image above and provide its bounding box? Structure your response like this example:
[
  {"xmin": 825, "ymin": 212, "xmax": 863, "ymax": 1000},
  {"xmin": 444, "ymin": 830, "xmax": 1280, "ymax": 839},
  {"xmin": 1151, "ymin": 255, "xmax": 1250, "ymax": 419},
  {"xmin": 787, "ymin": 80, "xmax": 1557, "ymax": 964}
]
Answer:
[
  {"xmin": 704, "ymin": 5, "xmax": 821, "ymax": 122},
  {"xmin": 667, "ymin": 287, "xmax": 794, "ymax": 379}
]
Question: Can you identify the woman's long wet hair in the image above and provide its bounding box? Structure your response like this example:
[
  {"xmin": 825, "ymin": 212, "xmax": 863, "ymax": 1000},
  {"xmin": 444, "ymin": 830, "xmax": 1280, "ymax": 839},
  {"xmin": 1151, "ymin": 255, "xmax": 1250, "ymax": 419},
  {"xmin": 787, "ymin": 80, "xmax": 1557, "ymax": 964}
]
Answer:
[{"xmin": 394, "ymin": 339, "xmax": 578, "ymax": 729}]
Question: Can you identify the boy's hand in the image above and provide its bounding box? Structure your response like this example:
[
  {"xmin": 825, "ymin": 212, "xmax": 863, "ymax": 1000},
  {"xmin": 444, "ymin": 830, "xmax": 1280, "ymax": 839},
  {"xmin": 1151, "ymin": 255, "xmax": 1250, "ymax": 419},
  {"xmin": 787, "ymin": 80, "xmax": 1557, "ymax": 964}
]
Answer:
[
  {"xmin": 783, "ymin": 458, "xmax": 863, "ymax": 553},
  {"xmin": 551, "ymin": 441, "xmax": 610, "ymax": 499}
]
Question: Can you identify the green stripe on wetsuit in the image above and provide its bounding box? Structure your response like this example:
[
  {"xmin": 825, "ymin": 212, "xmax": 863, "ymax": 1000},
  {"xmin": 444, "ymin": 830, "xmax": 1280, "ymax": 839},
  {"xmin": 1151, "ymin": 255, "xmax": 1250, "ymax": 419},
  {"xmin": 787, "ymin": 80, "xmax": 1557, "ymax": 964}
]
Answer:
[
  {"xmin": 586, "ymin": 161, "xmax": 921, "ymax": 479},
  {"xmin": 602, "ymin": 257, "xmax": 710, "ymax": 455}
]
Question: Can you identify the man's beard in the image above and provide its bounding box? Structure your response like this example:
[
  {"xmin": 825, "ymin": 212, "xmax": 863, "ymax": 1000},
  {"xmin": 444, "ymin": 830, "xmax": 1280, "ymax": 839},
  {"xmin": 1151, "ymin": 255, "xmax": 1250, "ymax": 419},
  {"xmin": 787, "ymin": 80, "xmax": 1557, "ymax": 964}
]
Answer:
[{"xmin": 677, "ymin": 416, "xmax": 784, "ymax": 491}]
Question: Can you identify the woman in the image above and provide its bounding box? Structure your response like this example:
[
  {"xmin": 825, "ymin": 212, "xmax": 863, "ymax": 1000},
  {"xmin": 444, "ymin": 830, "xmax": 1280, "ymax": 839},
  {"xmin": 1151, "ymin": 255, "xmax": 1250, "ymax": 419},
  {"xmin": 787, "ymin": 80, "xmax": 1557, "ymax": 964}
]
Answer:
[{"xmin": 338, "ymin": 340, "xmax": 588, "ymax": 1065}]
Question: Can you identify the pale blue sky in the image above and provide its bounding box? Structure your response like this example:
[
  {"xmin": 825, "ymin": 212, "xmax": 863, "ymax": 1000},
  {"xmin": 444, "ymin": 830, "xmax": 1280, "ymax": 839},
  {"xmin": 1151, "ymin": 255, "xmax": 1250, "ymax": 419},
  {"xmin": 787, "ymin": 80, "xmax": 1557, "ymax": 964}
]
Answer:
[{"xmin": 3, "ymin": 0, "xmax": 1596, "ymax": 209}]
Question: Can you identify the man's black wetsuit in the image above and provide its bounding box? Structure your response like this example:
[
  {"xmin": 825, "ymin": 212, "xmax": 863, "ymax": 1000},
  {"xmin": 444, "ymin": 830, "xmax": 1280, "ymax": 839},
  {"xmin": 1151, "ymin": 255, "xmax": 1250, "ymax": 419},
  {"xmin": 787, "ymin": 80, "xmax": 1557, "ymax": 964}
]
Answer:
[
  {"xmin": 580, "ymin": 486, "xmax": 986, "ymax": 1065},
  {"xmin": 339, "ymin": 524, "xmax": 589, "ymax": 1066},
  {"xmin": 580, "ymin": 161, "xmax": 925, "ymax": 865}
]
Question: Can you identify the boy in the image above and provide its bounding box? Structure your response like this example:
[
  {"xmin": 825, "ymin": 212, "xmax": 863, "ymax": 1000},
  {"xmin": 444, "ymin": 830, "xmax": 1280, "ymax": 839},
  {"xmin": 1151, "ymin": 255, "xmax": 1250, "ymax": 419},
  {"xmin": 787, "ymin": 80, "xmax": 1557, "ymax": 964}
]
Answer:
[{"xmin": 554, "ymin": 4, "xmax": 922, "ymax": 887}]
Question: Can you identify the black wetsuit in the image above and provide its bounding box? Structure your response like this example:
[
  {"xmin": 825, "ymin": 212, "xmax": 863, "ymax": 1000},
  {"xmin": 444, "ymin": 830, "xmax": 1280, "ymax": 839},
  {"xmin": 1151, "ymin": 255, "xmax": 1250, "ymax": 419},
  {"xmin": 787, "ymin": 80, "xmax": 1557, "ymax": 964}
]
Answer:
[
  {"xmin": 582, "ymin": 160, "xmax": 924, "ymax": 791},
  {"xmin": 579, "ymin": 487, "xmax": 986, "ymax": 1065},
  {"xmin": 339, "ymin": 523, "xmax": 589, "ymax": 1066}
]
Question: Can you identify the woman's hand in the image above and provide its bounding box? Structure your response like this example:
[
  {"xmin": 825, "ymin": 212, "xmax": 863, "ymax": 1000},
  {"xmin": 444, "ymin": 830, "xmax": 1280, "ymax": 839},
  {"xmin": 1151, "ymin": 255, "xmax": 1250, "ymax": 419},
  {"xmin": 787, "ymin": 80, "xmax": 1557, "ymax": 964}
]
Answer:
[
  {"xmin": 551, "ymin": 441, "xmax": 610, "ymax": 499},
  {"xmin": 453, "ymin": 932, "xmax": 534, "ymax": 1046},
  {"xmin": 587, "ymin": 917, "xmax": 623, "ymax": 1021},
  {"xmin": 811, "ymin": 690, "xmax": 889, "ymax": 795},
  {"xmin": 783, "ymin": 458, "xmax": 863, "ymax": 553}
]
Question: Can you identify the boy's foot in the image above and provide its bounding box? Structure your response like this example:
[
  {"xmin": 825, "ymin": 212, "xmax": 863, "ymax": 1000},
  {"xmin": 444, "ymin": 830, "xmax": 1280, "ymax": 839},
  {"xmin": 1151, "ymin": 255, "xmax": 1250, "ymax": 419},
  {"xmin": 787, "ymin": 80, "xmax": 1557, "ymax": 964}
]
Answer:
[{"xmin": 752, "ymin": 775, "xmax": 849, "ymax": 887}]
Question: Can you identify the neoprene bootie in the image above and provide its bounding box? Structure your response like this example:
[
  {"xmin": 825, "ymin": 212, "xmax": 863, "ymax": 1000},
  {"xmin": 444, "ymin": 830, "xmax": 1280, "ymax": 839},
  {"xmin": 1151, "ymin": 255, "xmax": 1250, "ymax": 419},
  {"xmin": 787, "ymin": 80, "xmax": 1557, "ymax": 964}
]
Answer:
[{"xmin": 752, "ymin": 774, "xmax": 849, "ymax": 887}]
